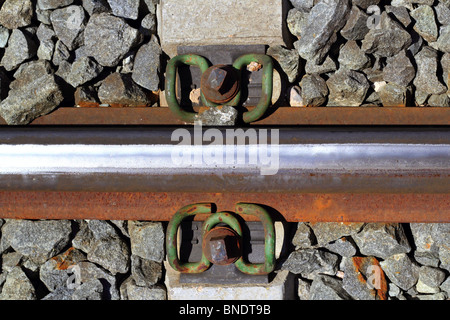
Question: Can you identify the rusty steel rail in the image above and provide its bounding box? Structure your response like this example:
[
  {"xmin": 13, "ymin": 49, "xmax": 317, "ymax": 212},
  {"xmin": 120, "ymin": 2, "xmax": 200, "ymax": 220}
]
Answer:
[
  {"xmin": 0, "ymin": 126, "xmax": 448, "ymax": 222},
  {"xmin": 0, "ymin": 107, "xmax": 449, "ymax": 126}
]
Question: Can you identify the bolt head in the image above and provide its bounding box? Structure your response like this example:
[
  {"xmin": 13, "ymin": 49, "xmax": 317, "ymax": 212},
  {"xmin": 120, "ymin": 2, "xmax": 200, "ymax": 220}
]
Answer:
[{"xmin": 202, "ymin": 226, "xmax": 242, "ymax": 265}]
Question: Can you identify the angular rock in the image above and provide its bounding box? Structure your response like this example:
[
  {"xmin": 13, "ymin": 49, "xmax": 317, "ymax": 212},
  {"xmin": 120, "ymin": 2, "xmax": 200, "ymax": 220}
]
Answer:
[
  {"xmin": 66, "ymin": 56, "xmax": 103, "ymax": 88},
  {"xmin": 440, "ymin": 277, "xmax": 450, "ymax": 295},
  {"xmin": 281, "ymin": 248, "xmax": 339, "ymax": 279},
  {"xmin": 326, "ymin": 69, "xmax": 370, "ymax": 106},
  {"xmin": 131, "ymin": 255, "xmax": 162, "ymax": 287},
  {"xmin": 340, "ymin": 6, "xmax": 370, "ymax": 41},
  {"xmin": 386, "ymin": 5, "xmax": 411, "ymax": 28},
  {"xmin": 39, "ymin": 247, "xmax": 87, "ymax": 292},
  {"xmin": 82, "ymin": 0, "xmax": 111, "ymax": 15},
  {"xmin": 0, "ymin": 70, "xmax": 63, "ymax": 125},
  {"xmin": 414, "ymin": 47, "xmax": 447, "ymax": 95},
  {"xmin": 85, "ymin": 13, "xmax": 141, "ymax": 67},
  {"xmin": 428, "ymin": 94, "xmax": 450, "ymax": 107},
  {"xmin": 50, "ymin": 5, "xmax": 87, "ymax": 51},
  {"xmin": 407, "ymin": 30, "xmax": 424, "ymax": 56},
  {"xmin": 0, "ymin": 220, "xmax": 71, "ymax": 263},
  {"xmin": 343, "ymin": 256, "xmax": 388, "ymax": 300},
  {"xmin": 304, "ymin": 55, "xmax": 337, "ymax": 74},
  {"xmin": 267, "ymin": 45, "xmax": 300, "ymax": 83},
  {"xmin": 0, "ymin": 26, "xmax": 9, "ymax": 48},
  {"xmin": 195, "ymin": 105, "xmax": 238, "ymax": 126},
  {"xmin": 292, "ymin": 222, "xmax": 315, "ymax": 248},
  {"xmin": 0, "ymin": 0, "xmax": 34, "ymax": 29},
  {"xmin": 0, "ymin": 29, "xmax": 37, "ymax": 71},
  {"xmin": 338, "ymin": 40, "xmax": 371, "ymax": 71},
  {"xmin": 435, "ymin": 2, "xmax": 450, "ymax": 26},
  {"xmin": 297, "ymin": 278, "xmax": 311, "ymax": 300},
  {"xmin": 299, "ymin": 73, "xmax": 328, "ymax": 107},
  {"xmin": 42, "ymin": 286, "xmax": 75, "ymax": 300},
  {"xmin": 1, "ymin": 252, "xmax": 23, "ymax": 272},
  {"xmin": 38, "ymin": 0, "xmax": 74, "ymax": 10},
  {"xmin": 309, "ymin": 274, "xmax": 353, "ymax": 300},
  {"xmin": 73, "ymin": 261, "xmax": 120, "ymax": 300},
  {"xmin": 36, "ymin": 5, "xmax": 52, "ymax": 24},
  {"xmin": 76, "ymin": 220, "xmax": 130, "ymax": 275},
  {"xmin": 383, "ymin": 51, "xmax": 415, "ymax": 86},
  {"xmin": 416, "ymin": 266, "xmax": 446, "ymax": 294},
  {"xmin": 98, "ymin": 73, "xmax": 152, "ymax": 107},
  {"xmin": 415, "ymin": 251, "xmax": 440, "ymax": 268},
  {"xmin": 416, "ymin": 292, "xmax": 448, "ymax": 300},
  {"xmin": 325, "ymin": 237, "xmax": 357, "ymax": 257},
  {"xmin": 128, "ymin": 221, "xmax": 165, "ymax": 262},
  {"xmin": 380, "ymin": 253, "xmax": 420, "ymax": 290},
  {"xmin": 361, "ymin": 12, "xmax": 412, "ymax": 58},
  {"xmin": 0, "ymin": 267, "xmax": 36, "ymax": 300},
  {"xmin": 289, "ymin": 85, "xmax": 303, "ymax": 107},
  {"xmin": 309, "ymin": 222, "xmax": 365, "ymax": 246},
  {"xmin": 440, "ymin": 246, "xmax": 450, "ymax": 272},
  {"xmin": 72, "ymin": 279, "xmax": 104, "ymax": 300},
  {"xmin": 378, "ymin": 82, "xmax": 412, "ymax": 107},
  {"xmin": 410, "ymin": 5, "xmax": 438, "ymax": 43},
  {"xmin": 289, "ymin": 0, "xmax": 314, "ymax": 11},
  {"xmin": 120, "ymin": 276, "xmax": 167, "ymax": 300},
  {"xmin": 352, "ymin": 223, "xmax": 411, "ymax": 259},
  {"xmin": 434, "ymin": 25, "xmax": 450, "ymax": 53},
  {"xmin": 352, "ymin": 0, "xmax": 380, "ymax": 9},
  {"xmin": 296, "ymin": 0, "xmax": 351, "ymax": 64},
  {"xmin": 140, "ymin": 13, "xmax": 156, "ymax": 37},
  {"xmin": 286, "ymin": 8, "xmax": 309, "ymax": 38},
  {"xmin": 107, "ymin": 0, "xmax": 140, "ymax": 20},
  {"xmin": 75, "ymin": 85, "xmax": 99, "ymax": 107},
  {"xmin": 52, "ymin": 40, "xmax": 72, "ymax": 66},
  {"xmin": 131, "ymin": 40, "xmax": 161, "ymax": 91}
]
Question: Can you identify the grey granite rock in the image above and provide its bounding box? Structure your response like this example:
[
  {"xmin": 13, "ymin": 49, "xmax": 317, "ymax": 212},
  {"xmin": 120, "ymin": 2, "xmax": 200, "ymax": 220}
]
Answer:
[
  {"xmin": 84, "ymin": 13, "xmax": 141, "ymax": 67},
  {"xmin": 120, "ymin": 276, "xmax": 167, "ymax": 300},
  {"xmin": 325, "ymin": 237, "xmax": 357, "ymax": 257},
  {"xmin": 292, "ymin": 223, "xmax": 315, "ymax": 249},
  {"xmin": 82, "ymin": 0, "xmax": 110, "ymax": 15},
  {"xmin": 428, "ymin": 94, "xmax": 450, "ymax": 107},
  {"xmin": 361, "ymin": 12, "xmax": 412, "ymax": 58},
  {"xmin": 39, "ymin": 248, "xmax": 87, "ymax": 292},
  {"xmin": 128, "ymin": 221, "xmax": 165, "ymax": 262},
  {"xmin": 309, "ymin": 274, "xmax": 353, "ymax": 300},
  {"xmin": 297, "ymin": 278, "xmax": 311, "ymax": 300},
  {"xmin": 72, "ymin": 279, "xmax": 104, "ymax": 300},
  {"xmin": 131, "ymin": 40, "xmax": 161, "ymax": 91},
  {"xmin": 38, "ymin": 0, "xmax": 74, "ymax": 10},
  {"xmin": 326, "ymin": 69, "xmax": 370, "ymax": 106},
  {"xmin": 0, "ymin": 29, "xmax": 37, "ymax": 71},
  {"xmin": 286, "ymin": 8, "xmax": 309, "ymax": 38},
  {"xmin": 383, "ymin": 51, "xmax": 415, "ymax": 86},
  {"xmin": 380, "ymin": 253, "xmax": 420, "ymax": 290},
  {"xmin": 385, "ymin": 5, "xmax": 411, "ymax": 28},
  {"xmin": 65, "ymin": 56, "xmax": 103, "ymax": 88},
  {"xmin": 50, "ymin": 5, "xmax": 87, "ymax": 50},
  {"xmin": 289, "ymin": 0, "xmax": 314, "ymax": 11},
  {"xmin": 52, "ymin": 40, "xmax": 72, "ymax": 66},
  {"xmin": 42, "ymin": 286, "xmax": 75, "ymax": 300},
  {"xmin": 281, "ymin": 248, "xmax": 339, "ymax": 279},
  {"xmin": 131, "ymin": 255, "xmax": 162, "ymax": 287},
  {"xmin": 410, "ymin": 5, "xmax": 438, "ymax": 43},
  {"xmin": 352, "ymin": 0, "xmax": 380, "ymax": 9},
  {"xmin": 435, "ymin": 2, "xmax": 450, "ymax": 26},
  {"xmin": 0, "ymin": 26, "xmax": 10, "ymax": 48},
  {"xmin": 140, "ymin": 13, "xmax": 156, "ymax": 37},
  {"xmin": 195, "ymin": 105, "xmax": 238, "ymax": 126},
  {"xmin": 1, "ymin": 220, "xmax": 71, "ymax": 263},
  {"xmin": 0, "ymin": 0, "xmax": 34, "ymax": 29},
  {"xmin": 340, "ymin": 6, "xmax": 370, "ymax": 41},
  {"xmin": 299, "ymin": 73, "xmax": 328, "ymax": 107},
  {"xmin": 434, "ymin": 25, "xmax": 450, "ymax": 53},
  {"xmin": 338, "ymin": 40, "xmax": 371, "ymax": 71},
  {"xmin": 308, "ymin": 222, "xmax": 365, "ymax": 247},
  {"xmin": 267, "ymin": 45, "xmax": 300, "ymax": 83},
  {"xmin": 107, "ymin": 0, "xmax": 139, "ymax": 20},
  {"xmin": 1, "ymin": 252, "xmax": 23, "ymax": 272},
  {"xmin": 0, "ymin": 267, "xmax": 36, "ymax": 300},
  {"xmin": 73, "ymin": 261, "xmax": 120, "ymax": 300},
  {"xmin": 378, "ymin": 82, "xmax": 412, "ymax": 107},
  {"xmin": 352, "ymin": 223, "xmax": 411, "ymax": 259},
  {"xmin": 304, "ymin": 55, "xmax": 337, "ymax": 74},
  {"xmin": 296, "ymin": 0, "xmax": 351, "ymax": 64},
  {"xmin": 416, "ymin": 266, "xmax": 446, "ymax": 293},
  {"xmin": 414, "ymin": 47, "xmax": 447, "ymax": 95},
  {"xmin": 98, "ymin": 72, "xmax": 152, "ymax": 107}
]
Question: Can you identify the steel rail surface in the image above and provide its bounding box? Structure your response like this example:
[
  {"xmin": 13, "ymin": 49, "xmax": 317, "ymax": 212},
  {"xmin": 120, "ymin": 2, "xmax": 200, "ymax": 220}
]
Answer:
[{"xmin": 0, "ymin": 126, "xmax": 448, "ymax": 194}]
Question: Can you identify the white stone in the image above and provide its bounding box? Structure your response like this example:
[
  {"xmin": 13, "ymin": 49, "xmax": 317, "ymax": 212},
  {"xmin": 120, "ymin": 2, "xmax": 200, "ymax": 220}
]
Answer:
[
  {"xmin": 164, "ymin": 261, "xmax": 295, "ymax": 300},
  {"xmin": 157, "ymin": 0, "xmax": 291, "ymax": 57}
]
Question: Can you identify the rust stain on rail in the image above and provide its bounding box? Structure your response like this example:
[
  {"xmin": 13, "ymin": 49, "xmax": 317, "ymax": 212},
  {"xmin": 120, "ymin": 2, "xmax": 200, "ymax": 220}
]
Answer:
[
  {"xmin": 0, "ymin": 192, "xmax": 448, "ymax": 223},
  {"xmin": 0, "ymin": 106, "xmax": 446, "ymax": 125}
]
